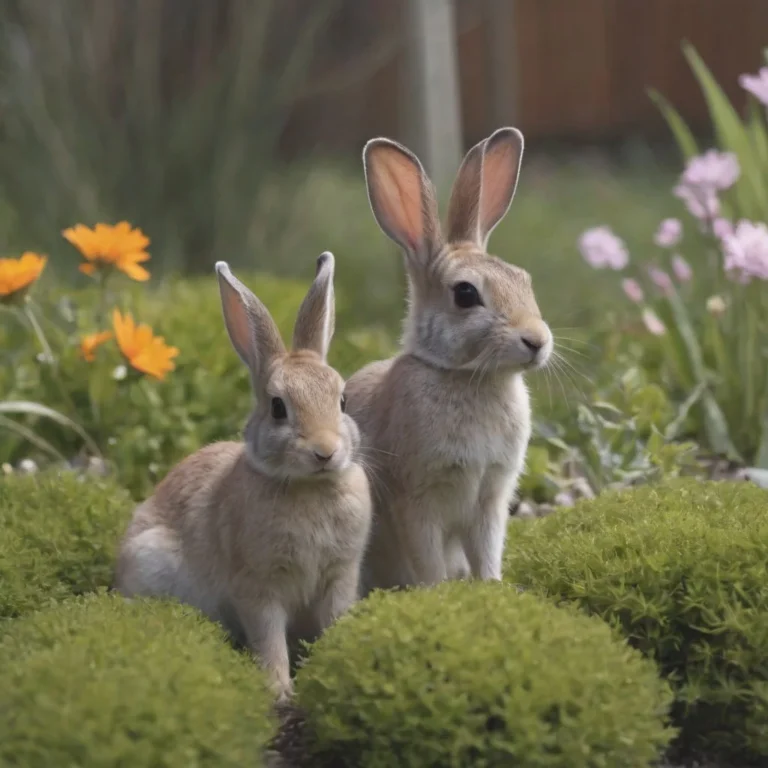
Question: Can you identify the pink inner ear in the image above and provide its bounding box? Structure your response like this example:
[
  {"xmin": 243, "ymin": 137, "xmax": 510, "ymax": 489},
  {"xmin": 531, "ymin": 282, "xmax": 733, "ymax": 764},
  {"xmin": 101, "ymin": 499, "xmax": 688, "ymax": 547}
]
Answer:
[
  {"xmin": 370, "ymin": 147, "xmax": 424, "ymax": 252},
  {"xmin": 222, "ymin": 285, "xmax": 252, "ymax": 359},
  {"xmin": 479, "ymin": 139, "xmax": 520, "ymax": 232}
]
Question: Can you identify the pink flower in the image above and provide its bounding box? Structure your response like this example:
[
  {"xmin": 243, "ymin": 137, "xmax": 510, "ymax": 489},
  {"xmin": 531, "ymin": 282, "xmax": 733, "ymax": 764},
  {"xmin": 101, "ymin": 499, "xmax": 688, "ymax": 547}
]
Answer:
[
  {"xmin": 722, "ymin": 220, "xmax": 768, "ymax": 282},
  {"xmin": 739, "ymin": 67, "xmax": 768, "ymax": 107},
  {"xmin": 654, "ymin": 218, "xmax": 682, "ymax": 248},
  {"xmin": 671, "ymin": 254, "xmax": 693, "ymax": 283},
  {"xmin": 642, "ymin": 308, "xmax": 666, "ymax": 336},
  {"xmin": 578, "ymin": 226, "xmax": 629, "ymax": 270},
  {"xmin": 681, "ymin": 150, "xmax": 740, "ymax": 191},
  {"xmin": 712, "ymin": 218, "xmax": 734, "ymax": 240},
  {"xmin": 674, "ymin": 183, "xmax": 720, "ymax": 221},
  {"xmin": 622, "ymin": 278, "xmax": 644, "ymax": 303},
  {"xmin": 647, "ymin": 266, "xmax": 674, "ymax": 296}
]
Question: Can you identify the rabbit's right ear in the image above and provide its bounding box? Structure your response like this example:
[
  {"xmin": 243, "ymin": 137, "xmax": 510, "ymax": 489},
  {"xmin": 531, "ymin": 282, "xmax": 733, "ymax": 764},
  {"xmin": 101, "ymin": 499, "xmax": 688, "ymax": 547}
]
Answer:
[
  {"xmin": 363, "ymin": 138, "xmax": 443, "ymax": 274},
  {"xmin": 215, "ymin": 262, "xmax": 286, "ymax": 389},
  {"xmin": 446, "ymin": 127, "xmax": 524, "ymax": 250}
]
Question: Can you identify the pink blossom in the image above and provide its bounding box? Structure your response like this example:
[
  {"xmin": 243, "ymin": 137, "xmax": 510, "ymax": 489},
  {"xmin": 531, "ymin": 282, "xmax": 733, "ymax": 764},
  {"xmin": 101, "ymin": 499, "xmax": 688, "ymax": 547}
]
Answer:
[
  {"xmin": 739, "ymin": 67, "xmax": 768, "ymax": 107},
  {"xmin": 621, "ymin": 278, "xmax": 644, "ymax": 303},
  {"xmin": 681, "ymin": 150, "xmax": 740, "ymax": 191},
  {"xmin": 671, "ymin": 254, "xmax": 693, "ymax": 283},
  {"xmin": 578, "ymin": 226, "xmax": 629, "ymax": 270},
  {"xmin": 722, "ymin": 220, "xmax": 768, "ymax": 282},
  {"xmin": 674, "ymin": 183, "xmax": 720, "ymax": 221},
  {"xmin": 647, "ymin": 266, "xmax": 674, "ymax": 296},
  {"xmin": 712, "ymin": 218, "xmax": 734, "ymax": 240},
  {"xmin": 642, "ymin": 308, "xmax": 666, "ymax": 336},
  {"xmin": 654, "ymin": 218, "xmax": 682, "ymax": 248}
]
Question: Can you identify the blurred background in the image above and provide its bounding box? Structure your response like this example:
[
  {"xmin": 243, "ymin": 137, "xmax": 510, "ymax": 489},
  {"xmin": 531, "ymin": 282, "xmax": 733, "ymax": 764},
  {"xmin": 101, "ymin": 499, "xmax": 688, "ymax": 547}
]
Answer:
[{"xmin": 0, "ymin": 0, "xmax": 766, "ymax": 328}]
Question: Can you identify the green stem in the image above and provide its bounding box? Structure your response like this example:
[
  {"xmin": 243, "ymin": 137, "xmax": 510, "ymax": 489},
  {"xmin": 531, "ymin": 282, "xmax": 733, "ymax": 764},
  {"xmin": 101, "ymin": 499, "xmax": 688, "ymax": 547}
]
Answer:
[
  {"xmin": 23, "ymin": 303, "xmax": 55, "ymax": 364},
  {"xmin": 21, "ymin": 303, "xmax": 78, "ymax": 416}
]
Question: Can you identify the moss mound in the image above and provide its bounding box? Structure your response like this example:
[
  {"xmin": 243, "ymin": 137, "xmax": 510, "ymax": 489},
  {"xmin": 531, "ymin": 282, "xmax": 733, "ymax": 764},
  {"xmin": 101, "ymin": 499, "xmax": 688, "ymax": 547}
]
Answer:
[
  {"xmin": 0, "ymin": 471, "xmax": 132, "ymax": 619},
  {"xmin": 296, "ymin": 581, "xmax": 672, "ymax": 768},
  {"xmin": 504, "ymin": 478, "xmax": 768, "ymax": 760},
  {"xmin": 0, "ymin": 594, "xmax": 276, "ymax": 767}
]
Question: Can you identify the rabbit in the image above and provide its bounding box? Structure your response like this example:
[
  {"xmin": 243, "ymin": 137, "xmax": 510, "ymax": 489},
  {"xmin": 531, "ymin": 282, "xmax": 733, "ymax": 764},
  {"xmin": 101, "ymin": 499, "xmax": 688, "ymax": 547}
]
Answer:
[
  {"xmin": 345, "ymin": 127, "xmax": 552, "ymax": 594},
  {"xmin": 115, "ymin": 253, "xmax": 372, "ymax": 704}
]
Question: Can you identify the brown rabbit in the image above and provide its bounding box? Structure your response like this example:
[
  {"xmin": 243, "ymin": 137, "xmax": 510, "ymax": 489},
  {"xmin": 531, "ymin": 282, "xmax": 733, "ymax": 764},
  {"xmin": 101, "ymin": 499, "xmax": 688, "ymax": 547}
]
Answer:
[
  {"xmin": 115, "ymin": 254, "xmax": 372, "ymax": 703},
  {"xmin": 346, "ymin": 128, "xmax": 552, "ymax": 593}
]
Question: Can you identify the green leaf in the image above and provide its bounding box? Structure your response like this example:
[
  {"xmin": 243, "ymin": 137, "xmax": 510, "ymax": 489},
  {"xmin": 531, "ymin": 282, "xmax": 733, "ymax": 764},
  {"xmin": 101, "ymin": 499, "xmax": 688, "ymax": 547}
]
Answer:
[
  {"xmin": 683, "ymin": 42, "xmax": 767, "ymax": 219},
  {"xmin": 665, "ymin": 291, "xmax": 740, "ymax": 461},
  {"xmin": 649, "ymin": 89, "xmax": 699, "ymax": 160},
  {"xmin": 0, "ymin": 401, "xmax": 101, "ymax": 457},
  {"xmin": 0, "ymin": 414, "xmax": 67, "ymax": 462}
]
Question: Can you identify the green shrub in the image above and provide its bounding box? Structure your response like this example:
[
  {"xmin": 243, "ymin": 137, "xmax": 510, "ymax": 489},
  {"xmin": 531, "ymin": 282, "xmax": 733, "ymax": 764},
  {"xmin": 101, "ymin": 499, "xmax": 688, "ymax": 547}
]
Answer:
[
  {"xmin": 504, "ymin": 478, "xmax": 768, "ymax": 760},
  {"xmin": 0, "ymin": 471, "xmax": 132, "ymax": 619},
  {"xmin": 0, "ymin": 593, "xmax": 276, "ymax": 767},
  {"xmin": 296, "ymin": 581, "xmax": 673, "ymax": 768}
]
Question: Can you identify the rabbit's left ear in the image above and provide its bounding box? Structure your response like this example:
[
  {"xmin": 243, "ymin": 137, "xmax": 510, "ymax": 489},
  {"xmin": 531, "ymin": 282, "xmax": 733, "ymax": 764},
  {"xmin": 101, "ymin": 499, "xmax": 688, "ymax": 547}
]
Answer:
[
  {"xmin": 446, "ymin": 127, "xmax": 524, "ymax": 250},
  {"xmin": 292, "ymin": 252, "xmax": 335, "ymax": 361}
]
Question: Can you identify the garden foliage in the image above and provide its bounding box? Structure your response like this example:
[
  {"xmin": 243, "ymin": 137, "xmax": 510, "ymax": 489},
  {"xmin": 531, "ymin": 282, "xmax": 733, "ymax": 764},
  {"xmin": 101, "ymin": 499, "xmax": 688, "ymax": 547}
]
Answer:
[
  {"xmin": 296, "ymin": 581, "xmax": 673, "ymax": 768},
  {"xmin": 579, "ymin": 44, "xmax": 768, "ymax": 468},
  {"xmin": 0, "ymin": 471, "xmax": 132, "ymax": 619},
  {"xmin": 505, "ymin": 478, "xmax": 768, "ymax": 760},
  {"xmin": 0, "ymin": 594, "xmax": 276, "ymax": 767}
]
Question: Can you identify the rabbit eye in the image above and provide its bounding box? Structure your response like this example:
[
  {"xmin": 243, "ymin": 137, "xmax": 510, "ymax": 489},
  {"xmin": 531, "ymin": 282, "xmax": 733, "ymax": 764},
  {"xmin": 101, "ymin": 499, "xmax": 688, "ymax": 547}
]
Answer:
[
  {"xmin": 453, "ymin": 281, "xmax": 482, "ymax": 309},
  {"xmin": 271, "ymin": 397, "xmax": 287, "ymax": 420},
  {"xmin": 340, "ymin": 394, "xmax": 347, "ymax": 413}
]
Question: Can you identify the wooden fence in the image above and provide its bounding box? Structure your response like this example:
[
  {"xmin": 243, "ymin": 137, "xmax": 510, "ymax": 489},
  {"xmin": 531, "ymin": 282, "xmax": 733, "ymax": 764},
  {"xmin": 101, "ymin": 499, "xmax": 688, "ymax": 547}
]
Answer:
[{"xmin": 281, "ymin": 0, "xmax": 768, "ymax": 154}]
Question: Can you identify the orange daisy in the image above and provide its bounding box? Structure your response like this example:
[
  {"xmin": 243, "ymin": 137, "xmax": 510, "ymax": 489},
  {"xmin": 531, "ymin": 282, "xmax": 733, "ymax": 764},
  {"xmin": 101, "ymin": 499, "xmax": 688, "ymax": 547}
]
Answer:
[
  {"xmin": 80, "ymin": 330, "xmax": 113, "ymax": 362},
  {"xmin": 62, "ymin": 222, "xmax": 151, "ymax": 282},
  {"xmin": 112, "ymin": 309, "xmax": 179, "ymax": 380},
  {"xmin": 0, "ymin": 252, "xmax": 47, "ymax": 303}
]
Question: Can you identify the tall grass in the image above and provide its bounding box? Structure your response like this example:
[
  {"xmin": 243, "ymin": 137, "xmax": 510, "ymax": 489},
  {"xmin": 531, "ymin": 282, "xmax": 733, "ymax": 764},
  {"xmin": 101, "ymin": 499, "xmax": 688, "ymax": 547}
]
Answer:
[{"xmin": 0, "ymin": 0, "xmax": 334, "ymax": 271}]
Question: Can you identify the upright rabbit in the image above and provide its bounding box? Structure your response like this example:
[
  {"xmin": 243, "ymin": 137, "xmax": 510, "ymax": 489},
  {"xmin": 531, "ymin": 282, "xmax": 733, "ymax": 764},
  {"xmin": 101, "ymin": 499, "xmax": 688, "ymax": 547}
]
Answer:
[
  {"xmin": 346, "ymin": 128, "xmax": 551, "ymax": 593},
  {"xmin": 115, "ymin": 253, "xmax": 372, "ymax": 703}
]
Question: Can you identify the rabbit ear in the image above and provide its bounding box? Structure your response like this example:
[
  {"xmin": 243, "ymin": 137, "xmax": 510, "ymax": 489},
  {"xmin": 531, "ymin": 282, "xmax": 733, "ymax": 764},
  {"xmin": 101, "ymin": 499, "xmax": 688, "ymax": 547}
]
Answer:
[
  {"xmin": 215, "ymin": 261, "xmax": 286, "ymax": 389},
  {"xmin": 363, "ymin": 138, "xmax": 443, "ymax": 273},
  {"xmin": 446, "ymin": 127, "xmax": 524, "ymax": 249},
  {"xmin": 292, "ymin": 252, "xmax": 335, "ymax": 360}
]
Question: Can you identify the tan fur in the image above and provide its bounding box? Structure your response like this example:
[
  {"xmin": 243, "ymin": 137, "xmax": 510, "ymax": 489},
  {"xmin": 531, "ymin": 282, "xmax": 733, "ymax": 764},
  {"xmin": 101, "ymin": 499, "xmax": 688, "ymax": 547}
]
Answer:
[
  {"xmin": 350, "ymin": 127, "xmax": 551, "ymax": 592},
  {"xmin": 115, "ymin": 254, "xmax": 372, "ymax": 704}
]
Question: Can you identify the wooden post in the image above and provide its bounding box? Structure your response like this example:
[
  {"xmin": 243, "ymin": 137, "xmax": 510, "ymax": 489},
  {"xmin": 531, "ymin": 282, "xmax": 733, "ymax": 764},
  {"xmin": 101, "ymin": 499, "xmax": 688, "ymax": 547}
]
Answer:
[
  {"xmin": 485, "ymin": 0, "xmax": 519, "ymax": 128},
  {"xmin": 402, "ymin": 0, "xmax": 463, "ymax": 191}
]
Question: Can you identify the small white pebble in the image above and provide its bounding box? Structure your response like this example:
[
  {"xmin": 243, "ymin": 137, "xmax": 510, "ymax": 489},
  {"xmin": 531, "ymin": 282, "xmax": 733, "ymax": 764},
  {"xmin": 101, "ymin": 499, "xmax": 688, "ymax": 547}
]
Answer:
[
  {"xmin": 570, "ymin": 478, "xmax": 595, "ymax": 499},
  {"xmin": 554, "ymin": 491, "xmax": 575, "ymax": 507},
  {"xmin": 2, "ymin": 462, "xmax": 13, "ymax": 475},
  {"xmin": 515, "ymin": 501, "xmax": 536, "ymax": 520},
  {"xmin": 18, "ymin": 458, "xmax": 38, "ymax": 474}
]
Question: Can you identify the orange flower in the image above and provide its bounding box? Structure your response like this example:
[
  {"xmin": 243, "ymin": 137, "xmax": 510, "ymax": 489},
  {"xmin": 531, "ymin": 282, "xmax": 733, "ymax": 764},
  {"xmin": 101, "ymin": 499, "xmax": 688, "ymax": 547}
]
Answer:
[
  {"xmin": 62, "ymin": 222, "xmax": 151, "ymax": 282},
  {"xmin": 112, "ymin": 309, "xmax": 179, "ymax": 380},
  {"xmin": 0, "ymin": 252, "xmax": 47, "ymax": 303},
  {"xmin": 80, "ymin": 331, "xmax": 113, "ymax": 362}
]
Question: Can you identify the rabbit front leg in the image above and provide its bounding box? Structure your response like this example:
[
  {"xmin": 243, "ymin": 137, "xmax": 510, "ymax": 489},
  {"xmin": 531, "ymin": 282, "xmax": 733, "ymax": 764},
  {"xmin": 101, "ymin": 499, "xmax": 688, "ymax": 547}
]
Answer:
[
  {"xmin": 462, "ymin": 466, "xmax": 517, "ymax": 581},
  {"xmin": 312, "ymin": 563, "xmax": 362, "ymax": 635},
  {"xmin": 398, "ymin": 509, "xmax": 448, "ymax": 586},
  {"xmin": 235, "ymin": 598, "xmax": 292, "ymax": 703}
]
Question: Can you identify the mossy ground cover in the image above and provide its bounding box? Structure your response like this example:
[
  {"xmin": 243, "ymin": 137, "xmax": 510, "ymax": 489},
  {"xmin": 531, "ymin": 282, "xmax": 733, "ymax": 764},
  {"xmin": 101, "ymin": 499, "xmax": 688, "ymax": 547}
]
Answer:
[
  {"xmin": 505, "ymin": 478, "xmax": 768, "ymax": 762},
  {"xmin": 0, "ymin": 593, "xmax": 276, "ymax": 768}
]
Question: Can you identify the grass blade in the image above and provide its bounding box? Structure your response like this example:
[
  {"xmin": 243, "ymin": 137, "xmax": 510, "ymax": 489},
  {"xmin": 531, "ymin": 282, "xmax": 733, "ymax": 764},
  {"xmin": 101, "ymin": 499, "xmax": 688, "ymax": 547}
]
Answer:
[
  {"xmin": 649, "ymin": 89, "xmax": 699, "ymax": 160},
  {"xmin": 684, "ymin": 42, "xmax": 768, "ymax": 219},
  {"xmin": 0, "ymin": 401, "xmax": 102, "ymax": 457},
  {"xmin": 0, "ymin": 414, "xmax": 68, "ymax": 462}
]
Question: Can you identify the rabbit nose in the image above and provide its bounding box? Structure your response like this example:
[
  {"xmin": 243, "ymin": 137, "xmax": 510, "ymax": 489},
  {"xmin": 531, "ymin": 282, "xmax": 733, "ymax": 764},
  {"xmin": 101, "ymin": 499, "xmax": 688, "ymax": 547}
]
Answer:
[
  {"xmin": 521, "ymin": 337, "xmax": 542, "ymax": 353},
  {"xmin": 313, "ymin": 449, "xmax": 336, "ymax": 463}
]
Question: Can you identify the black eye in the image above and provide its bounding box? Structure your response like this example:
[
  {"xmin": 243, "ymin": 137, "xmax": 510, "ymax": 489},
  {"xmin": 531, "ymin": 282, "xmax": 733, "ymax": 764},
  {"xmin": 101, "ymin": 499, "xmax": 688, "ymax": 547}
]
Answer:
[
  {"xmin": 271, "ymin": 397, "xmax": 287, "ymax": 420},
  {"xmin": 340, "ymin": 394, "xmax": 347, "ymax": 413},
  {"xmin": 453, "ymin": 281, "xmax": 482, "ymax": 308}
]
